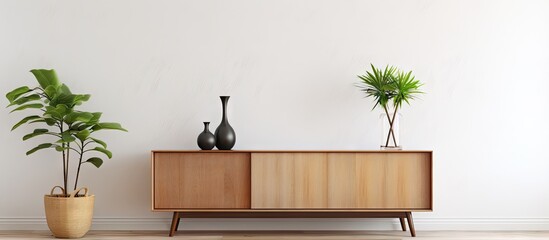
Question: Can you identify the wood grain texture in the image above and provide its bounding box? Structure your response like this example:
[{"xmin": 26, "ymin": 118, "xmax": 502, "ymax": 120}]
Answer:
[
  {"xmin": 354, "ymin": 153, "xmax": 431, "ymax": 209},
  {"xmin": 252, "ymin": 152, "xmax": 431, "ymax": 210},
  {"xmin": 251, "ymin": 153, "xmax": 328, "ymax": 209},
  {"xmin": 153, "ymin": 150, "xmax": 432, "ymax": 212},
  {"xmin": 153, "ymin": 152, "xmax": 250, "ymax": 209},
  {"xmin": 294, "ymin": 153, "xmax": 328, "ymax": 208},
  {"xmin": 327, "ymin": 153, "xmax": 357, "ymax": 208},
  {"xmin": 154, "ymin": 153, "xmax": 180, "ymax": 209}
]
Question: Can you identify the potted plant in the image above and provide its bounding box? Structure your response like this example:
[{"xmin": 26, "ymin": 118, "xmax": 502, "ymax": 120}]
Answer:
[
  {"xmin": 5, "ymin": 69, "xmax": 126, "ymax": 238},
  {"xmin": 357, "ymin": 64, "xmax": 423, "ymax": 149}
]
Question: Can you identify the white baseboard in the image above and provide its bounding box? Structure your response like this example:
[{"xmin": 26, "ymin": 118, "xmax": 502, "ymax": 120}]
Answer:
[{"xmin": 1, "ymin": 218, "xmax": 549, "ymax": 231}]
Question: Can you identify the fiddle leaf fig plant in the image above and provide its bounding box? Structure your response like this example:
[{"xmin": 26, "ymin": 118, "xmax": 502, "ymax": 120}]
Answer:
[
  {"xmin": 357, "ymin": 64, "xmax": 423, "ymax": 148},
  {"xmin": 6, "ymin": 69, "xmax": 127, "ymax": 196}
]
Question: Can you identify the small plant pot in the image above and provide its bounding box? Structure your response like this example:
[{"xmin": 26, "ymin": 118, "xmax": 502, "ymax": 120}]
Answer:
[{"xmin": 44, "ymin": 186, "xmax": 94, "ymax": 239}]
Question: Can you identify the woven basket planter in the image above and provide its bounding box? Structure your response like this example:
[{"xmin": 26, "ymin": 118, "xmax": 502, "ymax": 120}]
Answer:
[{"xmin": 44, "ymin": 186, "xmax": 94, "ymax": 239}]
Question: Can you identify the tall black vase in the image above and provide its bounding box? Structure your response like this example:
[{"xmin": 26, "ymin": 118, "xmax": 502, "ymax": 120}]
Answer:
[
  {"xmin": 197, "ymin": 122, "xmax": 215, "ymax": 150},
  {"xmin": 214, "ymin": 96, "xmax": 236, "ymax": 150}
]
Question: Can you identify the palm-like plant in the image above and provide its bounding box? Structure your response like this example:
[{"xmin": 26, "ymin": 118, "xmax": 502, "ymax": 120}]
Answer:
[
  {"xmin": 357, "ymin": 64, "xmax": 423, "ymax": 148},
  {"xmin": 6, "ymin": 69, "xmax": 126, "ymax": 196}
]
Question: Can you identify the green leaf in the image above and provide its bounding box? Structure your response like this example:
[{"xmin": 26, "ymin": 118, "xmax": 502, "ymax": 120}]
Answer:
[
  {"xmin": 391, "ymin": 69, "xmax": 424, "ymax": 109},
  {"xmin": 73, "ymin": 94, "xmax": 90, "ymax": 106},
  {"xmin": 49, "ymin": 93, "xmax": 76, "ymax": 107},
  {"xmin": 58, "ymin": 84, "xmax": 72, "ymax": 95},
  {"xmin": 62, "ymin": 135, "xmax": 76, "ymax": 143},
  {"xmin": 90, "ymin": 137, "xmax": 107, "ymax": 148},
  {"xmin": 64, "ymin": 112, "xmax": 93, "ymax": 124},
  {"xmin": 44, "ymin": 85, "xmax": 57, "ymax": 99},
  {"xmin": 9, "ymin": 103, "xmax": 43, "ymax": 113},
  {"xmin": 44, "ymin": 104, "xmax": 70, "ymax": 119},
  {"xmin": 85, "ymin": 157, "xmax": 104, "ymax": 168},
  {"xmin": 26, "ymin": 143, "xmax": 53, "ymax": 155},
  {"xmin": 55, "ymin": 145, "xmax": 67, "ymax": 152},
  {"xmin": 44, "ymin": 106, "xmax": 60, "ymax": 119},
  {"xmin": 50, "ymin": 93, "xmax": 89, "ymax": 108},
  {"xmin": 92, "ymin": 122, "xmax": 127, "ymax": 132},
  {"xmin": 59, "ymin": 131, "xmax": 76, "ymax": 143},
  {"xmin": 30, "ymin": 69, "xmax": 60, "ymax": 89},
  {"xmin": 89, "ymin": 112, "xmax": 102, "ymax": 124},
  {"xmin": 6, "ymin": 86, "xmax": 30, "ymax": 103},
  {"xmin": 77, "ymin": 124, "xmax": 92, "ymax": 131},
  {"xmin": 356, "ymin": 61, "xmax": 425, "ymax": 143},
  {"xmin": 357, "ymin": 64, "xmax": 405, "ymax": 110},
  {"xmin": 75, "ymin": 129, "xmax": 90, "ymax": 141},
  {"xmin": 91, "ymin": 147, "xmax": 112, "ymax": 158},
  {"xmin": 7, "ymin": 94, "xmax": 41, "ymax": 107},
  {"xmin": 28, "ymin": 119, "xmax": 46, "ymax": 124},
  {"xmin": 70, "ymin": 122, "xmax": 84, "ymax": 130},
  {"xmin": 22, "ymin": 129, "xmax": 50, "ymax": 141},
  {"xmin": 11, "ymin": 115, "xmax": 41, "ymax": 131},
  {"xmin": 45, "ymin": 118, "xmax": 57, "ymax": 126}
]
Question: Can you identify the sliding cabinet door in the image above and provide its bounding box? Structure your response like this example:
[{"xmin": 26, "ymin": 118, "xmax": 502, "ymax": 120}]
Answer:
[
  {"xmin": 251, "ymin": 152, "xmax": 431, "ymax": 209},
  {"xmin": 154, "ymin": 152, "xmax": 251, "ymax": 209},
  {"xmin": 328, "ymin": 153, "xmax": 431, "ymax": 209},
  {"xmin": 251, "ymin": 153, "xmax": 328, "ymax": 208}
]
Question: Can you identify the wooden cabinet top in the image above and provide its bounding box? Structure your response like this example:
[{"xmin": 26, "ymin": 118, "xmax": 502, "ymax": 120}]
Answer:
[{"xmin": 152, "ymin": 150, "xmax": 432, "ymax": 153}]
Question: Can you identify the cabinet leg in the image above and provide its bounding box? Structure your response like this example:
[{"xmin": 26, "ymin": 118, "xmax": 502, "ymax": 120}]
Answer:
[
  {"xmin": 399, "ymin": 217, "xmax": 407, "ymax": 231},
  {"xmin": 175, "ymin": 213, "xmax": 181, "ymax": 231},
  {"xmin": 405, "ymin": 212, "xmax": 416, "ymax": 237},
  {"xmin": 169, "ymin": 212, "xmax": 180, "ymax": 237}
]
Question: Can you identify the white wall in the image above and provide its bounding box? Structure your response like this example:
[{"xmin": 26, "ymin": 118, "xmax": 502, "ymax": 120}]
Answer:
[{"xmin": 1, "ymin": 0, "xmax": 549, "ymax": 230}]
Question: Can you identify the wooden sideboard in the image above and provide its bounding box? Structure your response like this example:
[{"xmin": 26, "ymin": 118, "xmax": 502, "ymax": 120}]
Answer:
[{"xmin": 151, "ymin": 150, "xmax": 432, "ymax": 237}]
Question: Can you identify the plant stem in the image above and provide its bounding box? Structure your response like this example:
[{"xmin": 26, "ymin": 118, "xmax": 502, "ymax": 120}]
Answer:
[
  {"xmin": 385, "ymin": 105, "xmax": 399, "ymax": 147},
  {"xmin": 382, "ymin": 105, "xmax": 398, "ymax": 147},
  {"xmin": 66, "ymin": 142, "xmax": 70, "ymax": 192},
  {"xmin": 74, "ymin": 140, "xmax": 84, "ymax": 191},
  {"xmin": 60, "ymin": 125, "xmax": 67, "ymax": 196},
  {"xmin": 65, "ymin": 124, "xmax": 74, "ymax": 192},
  {"xmin": 62, "ymin": 149, "xmax": 66, "ymax": 195}
]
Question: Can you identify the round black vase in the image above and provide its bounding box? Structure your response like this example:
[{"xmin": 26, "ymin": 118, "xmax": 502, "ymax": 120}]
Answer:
[
  {"xmin": 197, "ymin": 122, "xmax": 215, "ymax": 150},
  {"xmin": 214, "ymin": 96, "xmax": 236, "ymax": 150}
]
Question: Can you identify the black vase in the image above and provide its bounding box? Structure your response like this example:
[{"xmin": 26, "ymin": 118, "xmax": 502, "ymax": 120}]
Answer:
[
  {"xmin": 197, "ymin": 122, "xmax": 215, "ymax": 150},
  {"xmin": 214, "ymin": 96, "xmax": 236, "ymax": 150}
]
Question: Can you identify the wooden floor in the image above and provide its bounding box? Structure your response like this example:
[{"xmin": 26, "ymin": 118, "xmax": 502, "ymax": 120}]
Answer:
[{"xmin": 1, "ymin": 231, "xmax": 549, "ymax": 239}]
